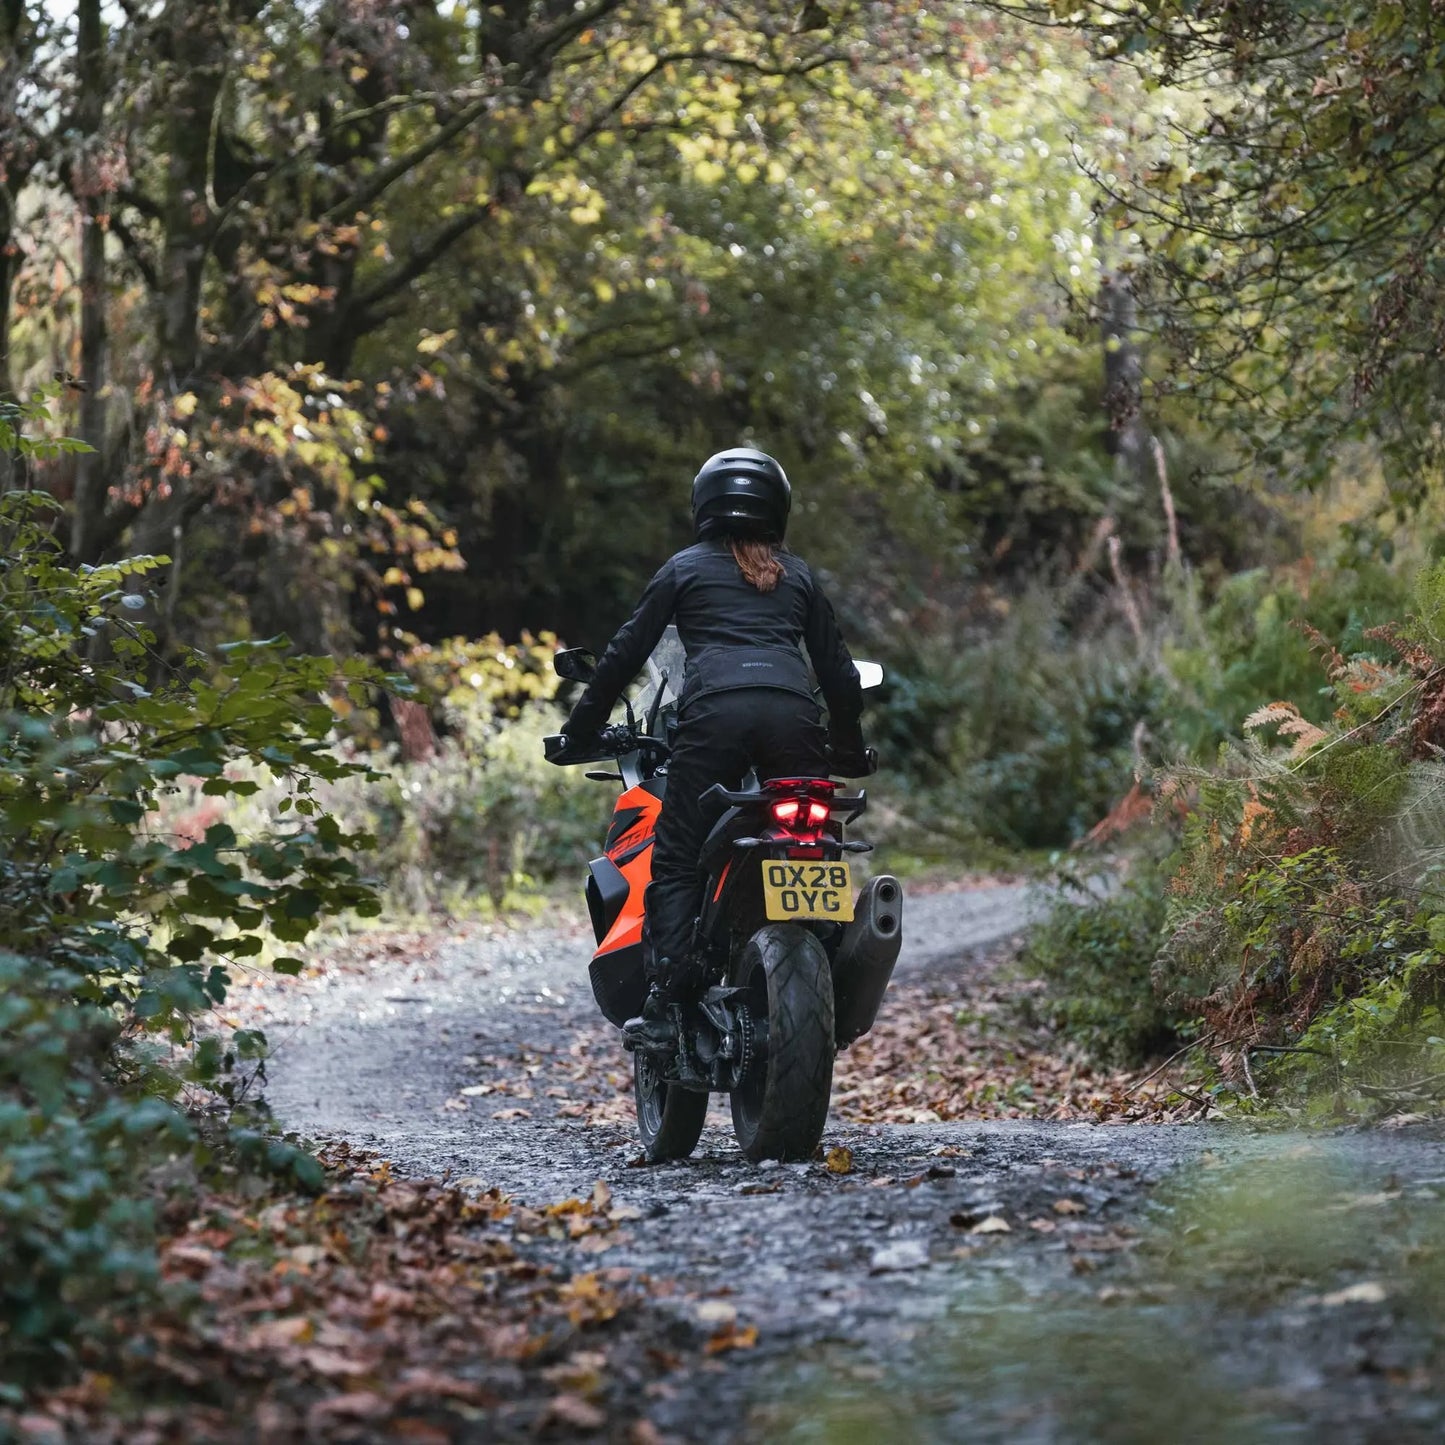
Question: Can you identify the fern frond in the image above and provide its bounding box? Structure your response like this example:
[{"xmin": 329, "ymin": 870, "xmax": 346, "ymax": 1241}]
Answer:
[
  {"xmin": 1243, "ymin": 700, "xmax": 1302, "ymax": 732},
  {"xmin": 1277, "ymin": 715, "xmax": 1328, "ymax": 754},
  {"xmin": 1339, "ymin": 657, "xmax": 1401, "ymax": 695},
  {"xmin": 1297, "ymin": 621, "xmax": 1347, "ymax": 678},
  {"xmin": 1364, "ymin": 623, "xmax": 1434, "ymax": 675}
]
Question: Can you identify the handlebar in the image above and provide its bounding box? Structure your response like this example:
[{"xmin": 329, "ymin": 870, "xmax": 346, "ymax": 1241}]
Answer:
[
  {"xmin": 543, "ymin": 726, "xmax": 670, "ymax": 767},
  {"xmin": 545, "ymin": 729, "xmax": 877, "ymax": 778}
]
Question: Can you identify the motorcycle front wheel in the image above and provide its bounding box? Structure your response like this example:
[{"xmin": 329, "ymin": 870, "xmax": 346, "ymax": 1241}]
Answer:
[
  {"xmin": 633, "ymin": 1051, "xmax": 708, "ymax": 1162},
  {"xmin": 729, "ymin": 923, "xmax": 835, "ymax": 1163}
]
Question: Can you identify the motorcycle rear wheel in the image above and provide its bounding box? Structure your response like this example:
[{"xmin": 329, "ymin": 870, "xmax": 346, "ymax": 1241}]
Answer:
[
  {"xmin": 729, "ymin": 923, "xmax": 835, "ymax": 1163},
  {"xmin": 633, "ymin": 1050, "xmax": 708, "ymax": 1162}
]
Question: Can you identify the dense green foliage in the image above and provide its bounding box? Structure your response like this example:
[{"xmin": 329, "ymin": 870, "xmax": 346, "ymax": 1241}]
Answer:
[
  {"xmin": 0, "ymin": 396, "xmax": 381, "ymax": 1364},
  {"xmin": 1019, "ymin": 856, "xmax": 1181, "ymax": 1067},
  {"xmin": 1163, "ymin": 555, "xmax": 1411, "ymax": 756},
  {"xmin": 875, "ymin": 585, "xmax": 1168, "ymax": 852},
  {"xmin": 2, "ymin": 3, "xmax": 1226, "ymax": 653},
  {"xmin": 159, "ymin": 634, "xmax": 601, "ymax": 917}
]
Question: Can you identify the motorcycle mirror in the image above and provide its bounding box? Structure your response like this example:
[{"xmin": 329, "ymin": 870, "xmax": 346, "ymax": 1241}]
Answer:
[
  {"xmin": 856, "ymin": 661, "xmax": 884, "ymax": 690},
  {"xmin": 554, "ymin": 647, "xmax": 598, "ymax": 683}
]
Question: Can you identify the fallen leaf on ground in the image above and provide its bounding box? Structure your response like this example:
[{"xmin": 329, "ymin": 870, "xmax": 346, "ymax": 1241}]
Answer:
[
  {"xmin": 390, "ymin": 1421, "xmax": 452, "ymax": 1444},
  {"xmin": 695, "ymin": 1300, "xmax": 738, "ymax": 1326},
  {"xmin": 705, "ymin": 1323, "xmax": 759, "ymax": 1355},
  {"xmin": 1318, "ymin": 1281, "xmax": 1388, "ymax": 1307},
  {"xmin": 832, "ymin": 969, "xmax": 1183, "ymax": 1125},
  {"xmin": 825, "ymin": 1146, "xmax": 854, "ymax": 1174},
  {"xmin": 304, "ymin": 1392, "xmax": 388, "ymax": 1424},
  {"xmin": 242, "ymin": 1316, "xmax": 314, "ymax": 1350},
  {"xmin": 970, "ymin": 1216, "xmax": 1011, "ymax": 1235},
  {"xmin": 544, "ymin": 1394, "xmax": 607, "ymax": 1430},
  {"xmin": 1053, "ymin": 1199, "xmax": 1087, "ymax": 1215}
]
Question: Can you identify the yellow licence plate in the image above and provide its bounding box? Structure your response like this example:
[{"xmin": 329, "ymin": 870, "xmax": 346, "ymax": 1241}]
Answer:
[{"xmin": 761, "ymin": 859, "xmax": 854, "ymax": 922}]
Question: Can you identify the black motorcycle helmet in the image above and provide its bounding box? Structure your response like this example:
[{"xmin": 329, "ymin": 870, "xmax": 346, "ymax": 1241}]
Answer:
[{"xmin": 691, "ymin": 447, "xmax": 791, "ymax": 542}]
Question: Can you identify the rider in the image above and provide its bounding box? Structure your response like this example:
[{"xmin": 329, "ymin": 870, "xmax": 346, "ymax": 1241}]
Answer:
[{"xmin": 558, "ymin": 447, "xmax": 872, "ymax": 1047}]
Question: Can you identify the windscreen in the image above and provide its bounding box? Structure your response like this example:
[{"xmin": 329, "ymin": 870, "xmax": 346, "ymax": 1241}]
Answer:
[{"xmin": 633, "ymin": 624, "xmax": 687, "ymax": 727}]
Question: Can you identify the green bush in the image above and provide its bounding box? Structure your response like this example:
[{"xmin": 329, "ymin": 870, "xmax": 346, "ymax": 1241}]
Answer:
[
  {"xmin": 0, "ymin": 392, "xmax": 381, "ymax": 1368},
  {"xmin": 156, "ymin": 643, "xmax": 601, "ymax": 917},
  {"xmin": 1164, "ymin": 558, "xmax": 1408, "ymax": 757},
  {"xmin": 1020, "ymin": 859, "xmax": 1183, "ymax": 1067},
  {"xmin": 328, "ymin": 697, "xmax": 597, "ymax": 914},
  {"xmin": 875, "ymin": 587, "xmax": 1168, "ymax": 851}
]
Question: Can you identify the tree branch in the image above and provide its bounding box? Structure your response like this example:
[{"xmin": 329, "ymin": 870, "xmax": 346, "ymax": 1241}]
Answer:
[
  {"xmin": 319, "ymin": 92, "xmax": 494, "ymax": 224},
  {"xmin": 108, "ymin": 212, "xmax": 159, "ymax": 291},
  {"xmin": 353, "ymin": 199, "xmax": 501, "ymax": 319}
]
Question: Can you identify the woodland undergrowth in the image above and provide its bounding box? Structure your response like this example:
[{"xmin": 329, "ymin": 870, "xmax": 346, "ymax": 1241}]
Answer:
[
  {"xmin": 1156, "ymin": 560, "xmax": 1445, "ymax": 1114},
  {"xmin": 1030, "ymin": 558, "xmax": 1445, "ymax": 1118},
  {"xmin": 0, "ymin": 396, "xmax": 384, "ymax": 1377}
]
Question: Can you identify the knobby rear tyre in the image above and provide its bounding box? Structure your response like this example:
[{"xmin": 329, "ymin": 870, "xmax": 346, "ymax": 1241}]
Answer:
[
  {"xmin": 729, "ymin": 923, "xmax": 835, "ymax": 1163},
  {"xmin": 633, "ymin": 1051, "xmax": 708, "ymax": 1162}
]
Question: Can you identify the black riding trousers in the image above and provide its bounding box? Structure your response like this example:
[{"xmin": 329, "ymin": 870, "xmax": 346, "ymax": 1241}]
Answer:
[{"xmin": 644, "ymin": 687, "xmax": 828, "ymax": 975}]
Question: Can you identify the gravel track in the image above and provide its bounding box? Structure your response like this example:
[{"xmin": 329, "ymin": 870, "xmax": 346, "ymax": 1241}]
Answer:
[{"xmin": 251, "ymin": 882, "xmax": 1445, "ymax": 1442}]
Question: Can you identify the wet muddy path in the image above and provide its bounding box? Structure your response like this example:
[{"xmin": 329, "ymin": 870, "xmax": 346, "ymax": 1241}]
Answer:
[{"xmin": 245, "ymin": 886, "xmax": 1445, "ymax": 1442}]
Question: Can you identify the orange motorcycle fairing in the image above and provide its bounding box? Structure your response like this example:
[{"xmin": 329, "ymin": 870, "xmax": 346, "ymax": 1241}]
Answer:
[{"xmin": 586, "ymin": 779, "xmax": 664, "ymax": 1026}]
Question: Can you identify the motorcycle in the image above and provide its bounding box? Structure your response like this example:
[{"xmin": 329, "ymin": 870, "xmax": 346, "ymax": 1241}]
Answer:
[{"xmin": 543, "ymin": 628, "xmax": 904, "ymax": 1163}]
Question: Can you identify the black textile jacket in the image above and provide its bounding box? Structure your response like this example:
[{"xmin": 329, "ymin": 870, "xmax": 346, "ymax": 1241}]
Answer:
[{"xmin": 562, "ymin": 540, "xmax": 864, "ymax": 749}]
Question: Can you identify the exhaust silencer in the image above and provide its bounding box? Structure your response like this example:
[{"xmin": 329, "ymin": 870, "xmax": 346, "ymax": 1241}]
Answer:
[{"xmin": 832, "ymin": 874, "xmax": 904, "ymax": 1047}]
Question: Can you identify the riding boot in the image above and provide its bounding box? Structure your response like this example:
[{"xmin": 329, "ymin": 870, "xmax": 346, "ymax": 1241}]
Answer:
[
  {"xmin": 626, "ymin": 889, "xmax": 698, "ymax": 1052},
  {"xmin": 621, "ymin": 980, "xmax": 679, "ymax": 1053}
]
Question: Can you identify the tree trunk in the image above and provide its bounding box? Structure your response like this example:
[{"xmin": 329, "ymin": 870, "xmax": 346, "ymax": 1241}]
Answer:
[
  {"xmin": 0, "ymin": 0, "xmax": 27, "ymax": 406},
  {"xmin": 154, "ymin": 0, "xmax": 230, "ymax": 388},
  {"xmin": 0, "ymin": 190, "xmax": 15, "ymax": 491},
  {"xmin": 71, "ymin": 0, "xmax": 110, "ymax": 562},
  {"xmin": 1099, "ymin": 269, "xmax": 1148, "ymax": 483},
  {"xmin": 0, "ymin": 186, "xmax": 14, "ymax": 403}
]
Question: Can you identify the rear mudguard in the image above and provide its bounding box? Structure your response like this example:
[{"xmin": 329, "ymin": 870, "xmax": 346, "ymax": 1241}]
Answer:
[{"xmin": 831, "ymin": 875, "xmax": 903, "ymax": 1046}]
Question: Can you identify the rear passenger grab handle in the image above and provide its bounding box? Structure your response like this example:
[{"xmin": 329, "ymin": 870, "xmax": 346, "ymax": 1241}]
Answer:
[{"xmin": 701, "ymin": 782, "xmax": 866, "ymax": 809}]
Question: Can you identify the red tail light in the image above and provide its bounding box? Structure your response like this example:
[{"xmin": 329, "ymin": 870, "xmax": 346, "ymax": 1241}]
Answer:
[{"xmin": 771, "ymin": 797, "xmax": 831, "ymax": 832}]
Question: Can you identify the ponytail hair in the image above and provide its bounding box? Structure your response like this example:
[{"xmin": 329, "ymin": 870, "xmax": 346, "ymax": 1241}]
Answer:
[{"xmin": 730, "ymin": 537, "xmax": 784, "ymax": 593}]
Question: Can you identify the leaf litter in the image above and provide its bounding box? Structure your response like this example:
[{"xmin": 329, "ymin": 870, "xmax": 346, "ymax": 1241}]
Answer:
[
  {"xmin": 833, "ymin": 961, "xmax": 1185, "ymax": 1125},
  {"xmin": 18, "ymin": 922, "xmax": 1195, "ymax": 1441},
  {"xmin": 3, "ymin": 1141, "xmax": 738, "ymax": 1442}
]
